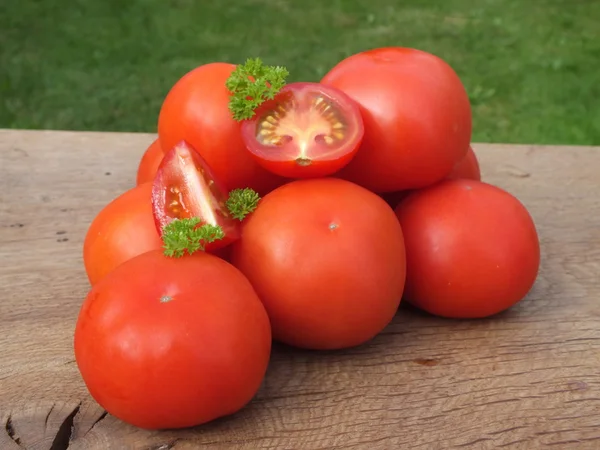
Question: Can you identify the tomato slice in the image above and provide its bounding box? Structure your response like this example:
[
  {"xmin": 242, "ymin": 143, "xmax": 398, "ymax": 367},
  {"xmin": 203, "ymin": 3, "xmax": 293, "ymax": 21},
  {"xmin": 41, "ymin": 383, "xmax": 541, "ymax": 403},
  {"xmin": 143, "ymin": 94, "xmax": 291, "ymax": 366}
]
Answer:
[
  {"xmin": 240, "ymin": 82, "xmax": 364, "ymax": 179},
  {"xmin": 151, "ymin": 141, "xmax": 241, "ymax": 251}
]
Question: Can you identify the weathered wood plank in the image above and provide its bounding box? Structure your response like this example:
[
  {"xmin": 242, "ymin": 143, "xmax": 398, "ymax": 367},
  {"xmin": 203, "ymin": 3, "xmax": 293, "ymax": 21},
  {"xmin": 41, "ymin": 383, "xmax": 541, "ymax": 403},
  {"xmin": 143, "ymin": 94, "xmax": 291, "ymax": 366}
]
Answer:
[{"xmin": 1, "ymin": 129, "xmax": 599, "ymax": 449}]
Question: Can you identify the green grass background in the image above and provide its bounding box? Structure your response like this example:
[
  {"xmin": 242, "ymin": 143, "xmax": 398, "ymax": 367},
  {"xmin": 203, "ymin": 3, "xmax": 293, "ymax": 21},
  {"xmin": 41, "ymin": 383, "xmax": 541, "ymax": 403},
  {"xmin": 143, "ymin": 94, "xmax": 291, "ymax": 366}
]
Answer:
[{"xmin": 1, "ymin": 0, "xmax": 599, "ymax": 145}]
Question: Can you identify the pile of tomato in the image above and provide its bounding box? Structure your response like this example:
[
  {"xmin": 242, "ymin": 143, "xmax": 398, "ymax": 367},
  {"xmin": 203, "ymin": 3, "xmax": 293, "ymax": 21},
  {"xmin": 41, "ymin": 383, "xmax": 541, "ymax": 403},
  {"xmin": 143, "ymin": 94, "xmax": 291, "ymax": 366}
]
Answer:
[{"xmin": 74, "ymin": 47, "xmax": 540, "ymax": 431}]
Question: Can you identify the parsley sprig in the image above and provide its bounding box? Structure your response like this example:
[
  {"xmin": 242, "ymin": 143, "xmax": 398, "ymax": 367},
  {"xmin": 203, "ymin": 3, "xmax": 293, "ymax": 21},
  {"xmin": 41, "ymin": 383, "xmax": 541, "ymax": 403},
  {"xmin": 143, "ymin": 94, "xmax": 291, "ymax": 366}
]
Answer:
[
  {"xmin": 160, "ymin": 188, "xmax": 262, "ymax": 257},
  {"xmin": 162, "ymin": 218, "xmax": 224, "ymax": 257},
  {"xmin": 226, "ymin": 57, "xmax": 289, "ymax": 121},
  {"xmin": 226, "ymin": 188, "xmax": 261, "ymax": 221}
]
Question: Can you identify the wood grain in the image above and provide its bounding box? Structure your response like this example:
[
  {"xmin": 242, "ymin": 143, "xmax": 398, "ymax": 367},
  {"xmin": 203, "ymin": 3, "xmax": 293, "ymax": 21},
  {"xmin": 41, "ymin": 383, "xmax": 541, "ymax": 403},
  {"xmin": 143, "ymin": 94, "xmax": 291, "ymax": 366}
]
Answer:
[{"xmin": 1, "ymin": 129, "xmax": 599, "ymax": 450}]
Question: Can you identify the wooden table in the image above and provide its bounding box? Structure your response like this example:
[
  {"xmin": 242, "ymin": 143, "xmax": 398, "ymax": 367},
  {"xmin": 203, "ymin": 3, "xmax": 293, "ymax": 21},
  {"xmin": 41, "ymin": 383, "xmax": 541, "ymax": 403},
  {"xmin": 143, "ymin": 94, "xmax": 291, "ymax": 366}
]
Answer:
[{"xmin": 1, "ymin": 129, "xmax": 599, "ymax": 450}]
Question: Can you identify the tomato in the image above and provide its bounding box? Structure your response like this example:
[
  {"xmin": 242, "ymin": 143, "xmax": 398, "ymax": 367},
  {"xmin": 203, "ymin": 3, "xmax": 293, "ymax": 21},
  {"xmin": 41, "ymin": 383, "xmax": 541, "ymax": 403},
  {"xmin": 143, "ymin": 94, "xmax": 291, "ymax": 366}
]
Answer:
[
  {"xmin": 151, "ymin": 141, "xmax": 240, "ymax": 251},
  {"xmin": 74, "ymin": 250, "xmax": 271, "ymax": 430},
  {"xmin": 394, "ymin": 179, "xmax": 540, "ymax": 319},
  {"xmin": 158, "ymin": 62, "xmax": 288, "ymax": 195},
  {"xmin": 446, "ymin": 145, "xmax": 481, "ymax": 181},
  {"xmin": 231, "ymin": 178, "xmax": 406, "ymax": 350},
  {"xmin": 240, "ymin": 82, "xmax": 364, "ymax": 179},
  {"xmin": 136, "ymin": 139, "xmax": 164, "ymax": 186},
  {"xmin": 381, "ymin": 145, "xmax": 481, "ymax": 208},
  {"xmin": 83, "ymin": 183, "xmax": 163, "ymax": 285},
  {"xmin": 321, "ymin": 47, "xmax": 472, "ymax": 192}
]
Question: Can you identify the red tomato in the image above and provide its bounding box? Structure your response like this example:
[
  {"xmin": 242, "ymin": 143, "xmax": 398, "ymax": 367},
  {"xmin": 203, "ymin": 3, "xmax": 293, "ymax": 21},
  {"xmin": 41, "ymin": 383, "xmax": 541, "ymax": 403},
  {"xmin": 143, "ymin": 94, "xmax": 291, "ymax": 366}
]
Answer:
[
  {"xmin": 83, "ymin": 183, "xmax": 163, "ymax": 285},
  {"xmin": 136, "ymin": 139, "xmax": 164, "ymax": 186},
  {"xmin": 158, "ymin": 62, "xmax": 287, "ymax": 195},
  {"xmin": 381, "ymin": 145, "xmax": 481, "ymax": 208},
  {"xmin": 74, "ymin": 250, "xmax": 271, "ymax": 430},
  {"xmin": 151, "ymin": 141, "xmax": 241, "ymax": 251},
  {"xmin": 395, "ymin": 179, "xmax": 540, "ymax": 318},
  {"xmin": 446, "ymin": 145, "xmax": 481, "ymax": 181},
  {"xmin": 231, "ymin": 178, "xmax": 406, "ymax": 350},
  {"xmin": 321, "ymin": 47, "xmax": 472, "ymax": 192},
  {"xmin": 240, "ymin": 82, "xmax": 364, "ymax": 179}
]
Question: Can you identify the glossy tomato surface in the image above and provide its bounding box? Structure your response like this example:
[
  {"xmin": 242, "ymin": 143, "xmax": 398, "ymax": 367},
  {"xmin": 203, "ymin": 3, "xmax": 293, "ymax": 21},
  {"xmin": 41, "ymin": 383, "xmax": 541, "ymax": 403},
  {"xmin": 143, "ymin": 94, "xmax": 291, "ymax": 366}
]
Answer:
[
  {"xmin": 240, "ymin": 82, "xmax": 364, "ymax": 178},
  {"xmin": 446, "ymin": 145, "xmax": 481, "ymax": 181},
  {"xmin": 151, "ymin": 141, "xmax": 240, "ymax": 251},
  {"xmin": 74, "ymin": 250, "xmax": 272, "ymax": 430},
  {"xmin": 136, "ymin": 139, "xmax": 164, "ymax": 186},
  {"xmin": 321, "ymin": 47, "xmax": 472, "ymax": 192},
  {"xmin": 232, "ymin": 178, "xmax": 406, "ymax": 350},
  {"xmin": 83, "ymin": 183, "xmax": 163, "ymax": 285},
  {"xmin": 158, "ymin": 62, "xmax": 287, "ymax": 195},
  {"xmin": 395, "ymin": 179, "xmax": 540, "ymax": 318},
  {"xmin": 381, "ymin": 145, "xmax": 481, "ymax": 209}
]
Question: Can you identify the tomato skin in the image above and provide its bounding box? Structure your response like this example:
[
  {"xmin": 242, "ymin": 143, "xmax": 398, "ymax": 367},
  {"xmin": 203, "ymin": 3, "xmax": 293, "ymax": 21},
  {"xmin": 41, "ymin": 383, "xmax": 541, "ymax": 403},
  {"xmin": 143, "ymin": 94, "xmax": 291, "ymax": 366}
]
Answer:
[
  {"xmin": 381, "ymin": 145, "xmax": 481, "ymax": 208},
  {"xmin": 446, "ymin": 145, "xmax": 480, "ymax": 181},
  {"xmin": 231, "ymin": 178, "xmax": 406, "ymax": 350},
  {"xmin": 394, "ymin": 179, "xmax": 540, "ymax": 318},
  {"xmin": 136, "ymin": 139, "xmax": 164, "ymax": 186},
  {"xmin": 83, "ymin": 183, "xmax": 163, "ymax": 285},
  {"xmin": 321, "ymin": 47, "xmax": 472, "ymax": 192},
  {"xmin": 74, "ymin": 250, "xmax": 272, "ymax": 430},
  {"xmin": 240, "ymin": 82, "xmax": 364, "ymax": 179},
  {"xmin": 158, "ymin": 62, "xmax": 288, "ymax": 195},
  {"xmin": 151, "ymin": 141, "xmax": 241, "ymax": 252}
]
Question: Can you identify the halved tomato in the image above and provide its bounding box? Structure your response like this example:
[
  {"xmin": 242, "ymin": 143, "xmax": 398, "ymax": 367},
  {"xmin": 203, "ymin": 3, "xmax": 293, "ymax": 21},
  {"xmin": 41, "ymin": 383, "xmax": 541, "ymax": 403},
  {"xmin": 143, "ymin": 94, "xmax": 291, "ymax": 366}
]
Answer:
[
  {"xmin": 151, "ymin": 141, "xmax": 241, "ymax": 251},
  {"xmin": 240, "ymin": 82, "xmax": 364, "ymax": 179}
]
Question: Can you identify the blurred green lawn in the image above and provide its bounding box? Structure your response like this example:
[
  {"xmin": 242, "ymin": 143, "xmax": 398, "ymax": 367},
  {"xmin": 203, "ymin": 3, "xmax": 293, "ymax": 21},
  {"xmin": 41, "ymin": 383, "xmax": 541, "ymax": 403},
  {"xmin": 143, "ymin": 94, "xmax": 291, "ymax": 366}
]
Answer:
[{"xmin": 1, "ymin": 0, "xmax": 599, "ymax": 145}]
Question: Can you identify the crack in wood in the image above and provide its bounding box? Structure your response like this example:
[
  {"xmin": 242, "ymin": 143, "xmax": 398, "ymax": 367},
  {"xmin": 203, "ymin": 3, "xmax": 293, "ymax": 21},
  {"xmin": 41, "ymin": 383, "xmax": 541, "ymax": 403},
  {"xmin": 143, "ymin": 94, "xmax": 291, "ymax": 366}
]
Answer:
[
  {"xmin": 49, "ymin": 403, "xmax": 80, "ymax": 450},
  {"xmin": 84, "ymin": 410, "xmax": 108, "ymax": 438},
  {"xmin": 44, "ymin": 403, "xmax": 55, "ymax": 430},
  {"xmin": 5, "ymin": 415, "xmax": 23, "ymax": 448}
]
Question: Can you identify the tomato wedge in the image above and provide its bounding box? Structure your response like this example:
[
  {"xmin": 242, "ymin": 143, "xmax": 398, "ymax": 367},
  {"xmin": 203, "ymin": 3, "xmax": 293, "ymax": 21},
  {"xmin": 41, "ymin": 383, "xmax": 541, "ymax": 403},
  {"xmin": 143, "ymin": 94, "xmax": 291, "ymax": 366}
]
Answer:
[
  {"xmin": 151, "ymin": 141, "xmax": 241, "ymax": 251},
  {"xmin": 240, "ymin": 82, "xmax": 364, "ymax": 179}
]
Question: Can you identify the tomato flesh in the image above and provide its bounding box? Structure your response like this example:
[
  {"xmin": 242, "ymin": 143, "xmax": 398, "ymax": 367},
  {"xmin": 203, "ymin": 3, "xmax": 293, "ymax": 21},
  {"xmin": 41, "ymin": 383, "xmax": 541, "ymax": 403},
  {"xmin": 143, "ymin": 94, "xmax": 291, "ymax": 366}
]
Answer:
[
  {"xmin": 151, "ymin": 141, "xmax": 240, "ymax": 251},
  {"xmin": 240, "ymin": 82, "xmax": 364, "ymax": 179}
]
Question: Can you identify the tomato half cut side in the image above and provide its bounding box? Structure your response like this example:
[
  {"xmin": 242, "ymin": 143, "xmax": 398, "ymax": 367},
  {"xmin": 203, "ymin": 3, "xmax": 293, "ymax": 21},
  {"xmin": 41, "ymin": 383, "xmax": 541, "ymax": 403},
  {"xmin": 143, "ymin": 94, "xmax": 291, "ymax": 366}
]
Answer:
[
  {"xmin": 240, "ymin": 82, "xmax": 364, "ymax": 179},
  {"xmin": 151, "ymin": 141, "xmax": 241, "ymax": 251}
]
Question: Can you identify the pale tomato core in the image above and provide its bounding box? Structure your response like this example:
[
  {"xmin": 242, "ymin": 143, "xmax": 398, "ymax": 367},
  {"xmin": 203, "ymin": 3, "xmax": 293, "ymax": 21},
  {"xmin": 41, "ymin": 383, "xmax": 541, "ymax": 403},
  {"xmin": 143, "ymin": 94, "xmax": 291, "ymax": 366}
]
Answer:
[{"xmin": 254, "ymin": 89, "xmax": 349, "ymax": 165}]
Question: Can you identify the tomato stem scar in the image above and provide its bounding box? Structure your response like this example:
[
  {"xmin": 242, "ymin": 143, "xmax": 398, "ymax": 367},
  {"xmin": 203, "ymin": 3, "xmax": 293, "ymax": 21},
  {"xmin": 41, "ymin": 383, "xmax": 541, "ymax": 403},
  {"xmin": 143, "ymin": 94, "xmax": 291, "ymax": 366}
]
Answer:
[{"xmin": 295, "ymin": 157, "xmax": 312, "ymax": 166}]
